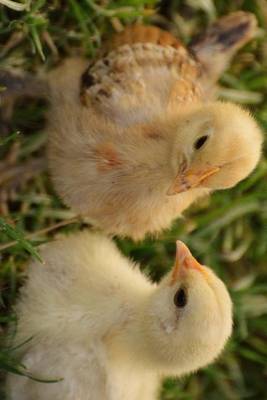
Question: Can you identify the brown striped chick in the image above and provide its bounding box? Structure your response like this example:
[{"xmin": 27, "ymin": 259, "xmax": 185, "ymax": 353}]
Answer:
[
  {"xmin": 7, "ymin": 232, "xmax": 232, "ymax": 400},
  {"xmin": 47, "ymin": 12, "xmax": 262, "ymax": 240}
]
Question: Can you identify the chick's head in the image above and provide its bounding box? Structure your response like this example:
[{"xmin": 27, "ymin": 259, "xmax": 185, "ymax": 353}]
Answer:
[
  {"xmin": 168, "ymin": 102, "xmax": 262, "ymax": 195},
  {"xmin": 145, "ymin": 241, "xmax": 232, "ymax": 375}
]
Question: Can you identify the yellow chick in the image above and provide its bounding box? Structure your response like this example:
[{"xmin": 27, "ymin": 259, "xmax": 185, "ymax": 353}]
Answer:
[
  {"xmin": 47, "ymin": 12, "xmax": 262, "ymax": 239},
  {"xmin": 7, "ymin": 232, "xmax": 232, "ymax": 400}
]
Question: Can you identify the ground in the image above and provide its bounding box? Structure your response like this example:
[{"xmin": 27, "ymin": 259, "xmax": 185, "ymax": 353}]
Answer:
[{"xmin": 0, "ymin": 0, "xmax": 267, "ymax": 399}]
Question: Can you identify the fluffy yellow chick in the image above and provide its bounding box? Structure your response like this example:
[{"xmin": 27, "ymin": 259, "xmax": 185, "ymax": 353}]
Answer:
[
  {"xmin": 47, "ymin": 12, "xmax": 262, "ymax": 239},
  {"xmin": 6, "ymin": 232, "xmax": 232, "ymax": 400}
]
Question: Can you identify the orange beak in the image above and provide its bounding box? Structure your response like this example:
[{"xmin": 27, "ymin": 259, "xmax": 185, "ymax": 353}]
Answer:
[
  {"xmin": 167, "ymin": 165, "xmax": 220, "ymax": 195},
  {"xmin": 170, "ymin": 240, "xmax": 207, "ymax": 285}
]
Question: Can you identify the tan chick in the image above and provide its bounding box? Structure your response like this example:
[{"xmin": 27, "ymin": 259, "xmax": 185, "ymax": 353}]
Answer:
[
  {"xmin": 7, "ymin": 232, "xmax": 232, "ymax": 400},
  {"xmin": 46, "ymin": 12, "xmax": 262, "ymax": 240}
]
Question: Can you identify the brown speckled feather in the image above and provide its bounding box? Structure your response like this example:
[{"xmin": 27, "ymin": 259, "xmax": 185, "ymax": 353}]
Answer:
[
  {"xmin": 105, "ymin": 25, "xmax": 183, "ymax": 50},
  {"xmin": 80, "ymin": 25, "xmax": 203, "ymax": 126}
]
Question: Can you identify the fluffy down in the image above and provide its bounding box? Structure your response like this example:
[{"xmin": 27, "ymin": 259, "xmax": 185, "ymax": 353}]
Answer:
[
  {"xmin": 7, "ymin": 231, "xmax": 232, "ymax": 400},
  {"xmin": 47, "ymin": 14, "xmax": 262, "ymax": 239}
]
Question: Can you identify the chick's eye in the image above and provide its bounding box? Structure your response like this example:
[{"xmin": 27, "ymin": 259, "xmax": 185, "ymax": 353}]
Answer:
[
  {"xmin": 194, "ymin": 135, "xmax": 209, "ymax": 150},
  {"xmin": 173, "ymin": 287, "xmax": 187, "ymax": 308}
]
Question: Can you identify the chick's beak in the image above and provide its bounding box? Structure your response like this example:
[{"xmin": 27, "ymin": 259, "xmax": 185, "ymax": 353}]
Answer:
[
  {"xmin": 170, "ymin": 241, "xmax": 206, "ymax": 285},
  {"xmin": 167, "ymin": 165, "xmax": 220, "ymax": 195}
]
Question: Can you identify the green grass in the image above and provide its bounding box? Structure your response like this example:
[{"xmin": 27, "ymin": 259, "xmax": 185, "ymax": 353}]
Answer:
[{"xmin": 0, "ymin": 0, "xmax": 267, "ymax": 399}]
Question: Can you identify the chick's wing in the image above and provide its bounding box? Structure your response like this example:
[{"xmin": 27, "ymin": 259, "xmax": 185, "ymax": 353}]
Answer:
[{"xmin": 80, "ymin": 25, "xmax": 203, "ymax": 126}]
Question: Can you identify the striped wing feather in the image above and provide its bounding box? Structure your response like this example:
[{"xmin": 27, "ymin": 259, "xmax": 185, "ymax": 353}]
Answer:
[{"xmin": 80, "ymin": 25, "xmax": 203, "ymax": 126}]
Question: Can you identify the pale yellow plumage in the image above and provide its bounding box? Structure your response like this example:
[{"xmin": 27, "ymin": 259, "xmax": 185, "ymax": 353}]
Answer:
[
  {"xmin": 7, "ymin": 232, "xmax": 232, "ymax": 400},
  {"xmin": 47, "ymin": 12, "xmax": 262, "ymax": 239}
]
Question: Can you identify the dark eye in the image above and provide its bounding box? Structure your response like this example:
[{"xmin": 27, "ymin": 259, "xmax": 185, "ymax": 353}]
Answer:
[
  {"xmin": 194, "ymin": 135, "xmax": 209, "ymax": 150},
  {"xmin": 173, "ymin": 287, "xmax": 187, "ymax": 308}
]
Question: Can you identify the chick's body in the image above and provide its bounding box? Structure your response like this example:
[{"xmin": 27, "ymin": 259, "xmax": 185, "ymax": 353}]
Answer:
[
  {"xmin": 7, "ymin": 232, "xmax": 232, "ymax": 400},
  {"xmin": 7, "ymin": 232, "xmax": 156, "ymax": 400},
  {"xmin": 48, "ymin": 76, "xmax": 204, "ymax": 239},
  {"xmin": 48, "ymin": 13, "xmax": 262, "ymax": 240}
]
